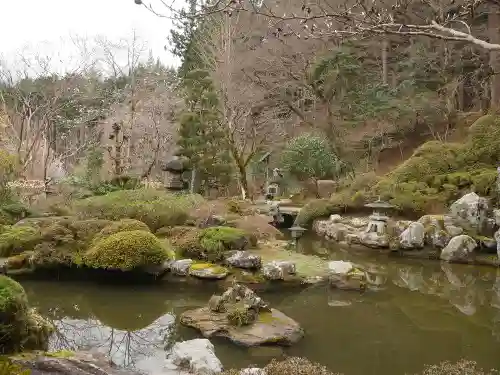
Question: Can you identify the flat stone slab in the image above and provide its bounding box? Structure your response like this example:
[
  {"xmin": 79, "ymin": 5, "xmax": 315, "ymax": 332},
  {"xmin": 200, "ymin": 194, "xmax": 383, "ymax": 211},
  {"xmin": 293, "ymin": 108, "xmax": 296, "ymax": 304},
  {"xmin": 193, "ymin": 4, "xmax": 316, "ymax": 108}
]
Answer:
[{"xmin": 180, "ymin": 307, "xmax": 304, "ymax": 347}]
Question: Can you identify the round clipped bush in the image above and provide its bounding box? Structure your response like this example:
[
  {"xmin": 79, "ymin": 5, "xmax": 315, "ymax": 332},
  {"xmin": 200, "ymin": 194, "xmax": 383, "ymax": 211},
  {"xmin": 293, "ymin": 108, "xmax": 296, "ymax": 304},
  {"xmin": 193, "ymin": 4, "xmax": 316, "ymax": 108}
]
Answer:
[
  {"xmin": 92, "ymin": 219, "xmax": 150, "ymax": 245},
  {"xmin": 84, "ymin": 230, "xmax": 172, "ymax": 271}
]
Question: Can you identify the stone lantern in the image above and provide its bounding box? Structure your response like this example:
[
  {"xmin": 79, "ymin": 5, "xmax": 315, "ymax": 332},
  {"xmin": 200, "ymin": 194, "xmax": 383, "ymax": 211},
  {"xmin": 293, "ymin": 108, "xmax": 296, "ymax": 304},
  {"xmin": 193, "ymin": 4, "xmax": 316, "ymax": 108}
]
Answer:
[
  {"xmin": 289, "ymin": 225, "xmax": 307, "ymax": 247},
  {"xmin": 162, "ymin": 153, "xmax": 190, "ymax": 192},
  {"xmin": 359, "ymin": 198, "xmax": 395, "ymax": 248}
]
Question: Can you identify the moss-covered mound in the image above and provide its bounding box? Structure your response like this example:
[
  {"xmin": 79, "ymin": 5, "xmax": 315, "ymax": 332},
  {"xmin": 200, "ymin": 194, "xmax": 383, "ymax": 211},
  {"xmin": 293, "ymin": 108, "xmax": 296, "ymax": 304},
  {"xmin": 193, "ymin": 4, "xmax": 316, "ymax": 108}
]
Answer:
[
  {"xmin": 296, "ymin": 115, "xmax": 500, "ymax": 226},
  {"xmin": 91, "ymin": 219, "xmax": 150, "ymax": 245},
  {"xmin": 73, "ymin": 189, "xmax": 204, "ymax": 231},
  {"xmin": 0, "ymin": 226, "xmax": 41, "ymax": 257},
  {"xmin": 198, "ymin": 226, "xmax": 254, "ymax": 261},
  {"xmin": 164, "ymin": 226, "xmax": 204, "ymax": 258},
  {"xmin": 0, "ymin": 275, "xmax": 53, "ymax": 353},
  {"xmin": 83, "ymin": 230, "xmax": 173, "ymax": 271}
]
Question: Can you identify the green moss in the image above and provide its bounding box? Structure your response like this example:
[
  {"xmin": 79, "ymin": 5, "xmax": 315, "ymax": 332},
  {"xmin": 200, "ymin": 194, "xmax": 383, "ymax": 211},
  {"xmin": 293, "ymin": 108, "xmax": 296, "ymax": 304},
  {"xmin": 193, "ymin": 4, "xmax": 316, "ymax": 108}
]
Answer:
[
  {"xmin": 189, "ymin": 262, "xmax": 228, "ymax": 275},
  {"xmin": 83, "ymin": 230, "xmax": 172, "ymax": 271},
  {"xmin": 73, "ymin": 189, "xmax": 204, "ymax": 230},
  {"xmin": 0, "ymin": 226, "xmax": 41, "ymax": 257},
  {"xmin": 92, "ymin": 219, "xmax": 150, "ymax": 245},
  {"xmin": 226, "ymin": 303, "xmax": 256, "ymax": 327},
  {"xmin": 294, "ymin": 198, "xmax": 343, "ymax": 227},
  {"xmin": 66, "ymin": 219, "xmax": 112, "ymax": 243},
  {"xmin": 199, "ymin": 226, "xmax": 251, "ymax": 261}
]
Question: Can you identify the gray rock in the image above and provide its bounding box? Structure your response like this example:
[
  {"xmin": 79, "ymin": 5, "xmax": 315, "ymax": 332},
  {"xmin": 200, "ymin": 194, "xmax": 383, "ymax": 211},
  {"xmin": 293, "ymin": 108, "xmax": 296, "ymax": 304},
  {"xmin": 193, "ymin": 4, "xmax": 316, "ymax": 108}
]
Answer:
[
  {"xmin": 450, "ymin": 192, "xmax": 489, "ymax": 230},
  {"xmin": 262, "ymin": 261, "xmax": 296, "ymax": 281},
  {"xmin": 399, "ymin": 222, "xmax": 425, "ymax": 250},
  {"xmin": 165, "ymin": 338, "xmax": 223, "ymax": 375},
  {"xmin": 440, "ymin": 235, "xmax": 477, "ymax": 262},
  {"xmin": 445, "ymin": 225, "xmax": 464, "ymax": 237},
  {"xmin": 240, "ymin": 369, "xmax": 266, "ymax": 375},
  {"xmin": 170, "ymin": 259, "xmax": 194, "ymax": 276},
  {"xmin": 225, "ymin": 251, "xmax": 262, "ymax": 269},
  {"xmin": 494, "ymin": 209, "xmax": 500, "ymax": 226},
  {"xmin": 359, "ymin": 232, "xmax": 389, "ymax": 248}
]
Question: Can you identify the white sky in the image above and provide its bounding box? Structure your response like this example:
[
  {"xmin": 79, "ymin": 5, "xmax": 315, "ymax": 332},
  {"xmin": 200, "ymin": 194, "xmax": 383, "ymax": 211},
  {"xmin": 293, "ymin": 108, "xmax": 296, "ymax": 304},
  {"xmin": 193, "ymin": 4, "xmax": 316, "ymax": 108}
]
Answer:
[{"xmin": 1, "ymin": 0, "xmax": 181, "ymax": 74}]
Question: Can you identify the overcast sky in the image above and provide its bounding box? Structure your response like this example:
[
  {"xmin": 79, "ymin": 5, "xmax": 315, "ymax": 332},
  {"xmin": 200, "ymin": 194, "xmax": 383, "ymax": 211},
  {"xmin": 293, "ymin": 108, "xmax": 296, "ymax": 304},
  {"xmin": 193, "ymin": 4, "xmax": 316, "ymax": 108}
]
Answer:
[{"xmin": 1, "ymin": 0, "xmax": 180, "ymax": 73}]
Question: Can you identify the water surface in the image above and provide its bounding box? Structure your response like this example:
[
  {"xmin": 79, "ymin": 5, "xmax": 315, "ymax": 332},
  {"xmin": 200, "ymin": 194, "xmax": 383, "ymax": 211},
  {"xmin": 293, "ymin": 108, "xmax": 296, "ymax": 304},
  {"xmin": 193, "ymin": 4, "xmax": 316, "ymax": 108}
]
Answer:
[{"xmin": 22, "ymin": 237, "xmax": 500, "ymax": 375}]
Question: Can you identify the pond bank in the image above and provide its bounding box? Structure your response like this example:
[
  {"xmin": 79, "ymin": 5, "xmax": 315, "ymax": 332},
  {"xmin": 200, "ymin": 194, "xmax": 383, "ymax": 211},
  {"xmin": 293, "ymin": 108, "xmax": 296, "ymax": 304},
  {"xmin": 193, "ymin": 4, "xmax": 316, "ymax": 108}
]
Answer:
[{"xmin": 16, "ymin": 238, "xmax": 500, "ymax": 375}]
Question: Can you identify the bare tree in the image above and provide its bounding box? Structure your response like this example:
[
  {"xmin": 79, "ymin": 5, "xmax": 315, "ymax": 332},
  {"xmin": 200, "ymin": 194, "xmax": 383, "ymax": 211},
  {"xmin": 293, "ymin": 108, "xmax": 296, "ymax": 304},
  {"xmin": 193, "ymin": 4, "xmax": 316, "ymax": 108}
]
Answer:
[{"xmin": 194, "ymin": 12, "xmax": 285, "ymax": 199}]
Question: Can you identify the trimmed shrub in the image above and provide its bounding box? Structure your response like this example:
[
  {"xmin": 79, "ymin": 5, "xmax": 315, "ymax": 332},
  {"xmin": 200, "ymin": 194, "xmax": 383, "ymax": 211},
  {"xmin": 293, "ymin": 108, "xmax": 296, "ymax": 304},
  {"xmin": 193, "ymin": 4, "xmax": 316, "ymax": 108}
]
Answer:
[
  {"xmin": 222, "ymin": 357, "xmax": 338, "ymax": 375},
  {"xmin": 73, "ymin": 189, "xmax": 204, "ymax": 230},
  {"xmin": 83, "ymin": 230, "xmax": 173, "ymax": 271}
]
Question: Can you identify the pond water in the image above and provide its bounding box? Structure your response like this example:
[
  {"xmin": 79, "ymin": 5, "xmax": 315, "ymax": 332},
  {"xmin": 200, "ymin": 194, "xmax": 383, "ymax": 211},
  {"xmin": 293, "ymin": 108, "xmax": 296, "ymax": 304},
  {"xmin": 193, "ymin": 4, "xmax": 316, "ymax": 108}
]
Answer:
[{"xmin": 20, "ymin": 235, "xmax": 500, "ymax": 375}]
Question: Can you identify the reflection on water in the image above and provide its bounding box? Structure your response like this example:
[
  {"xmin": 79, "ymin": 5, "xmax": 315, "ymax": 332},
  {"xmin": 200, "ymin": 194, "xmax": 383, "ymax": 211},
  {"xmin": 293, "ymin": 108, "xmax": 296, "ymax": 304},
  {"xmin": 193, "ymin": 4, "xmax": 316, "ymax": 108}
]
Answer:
[{"xmin": 21, "ymin": 238, "xmax": 500, "ymax": 375}]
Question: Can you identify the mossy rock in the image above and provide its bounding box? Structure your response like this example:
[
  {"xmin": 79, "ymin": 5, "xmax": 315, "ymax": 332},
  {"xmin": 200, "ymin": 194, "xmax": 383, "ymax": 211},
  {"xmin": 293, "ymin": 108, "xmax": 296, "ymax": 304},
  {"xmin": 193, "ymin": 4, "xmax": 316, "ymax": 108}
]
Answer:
[
  {"xmin": 189, "ymin": 262, "xmax": 229, "ymax": 280},
  {"xmin": 22, "ymin": 309, "xmax": 54, "ymax": 351},
  {"xmin": 0, "ymin": 226, "xmax": 41, "ymax": 257},
  {"xmin": 83, "ymin": 230, "xmax": 173, "ymax": 271},
  {"xmin": 199, "ymin": 226, "xmax": 254, "ymax": 261},
  {"xmin": 91, "ymin": 219, "xmax": 150, "ymax": 245},
  {"xmin": 226, "ymin": 303, "xmax": 257, "ymax": 327}
]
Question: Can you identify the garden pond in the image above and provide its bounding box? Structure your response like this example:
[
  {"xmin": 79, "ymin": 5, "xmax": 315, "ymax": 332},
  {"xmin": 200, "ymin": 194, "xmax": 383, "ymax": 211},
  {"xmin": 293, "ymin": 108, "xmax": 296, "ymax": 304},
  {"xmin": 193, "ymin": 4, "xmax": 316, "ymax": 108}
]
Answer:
[{"xmin": 19, "ymin": 235, "xmax": 500, "ymax": 375}]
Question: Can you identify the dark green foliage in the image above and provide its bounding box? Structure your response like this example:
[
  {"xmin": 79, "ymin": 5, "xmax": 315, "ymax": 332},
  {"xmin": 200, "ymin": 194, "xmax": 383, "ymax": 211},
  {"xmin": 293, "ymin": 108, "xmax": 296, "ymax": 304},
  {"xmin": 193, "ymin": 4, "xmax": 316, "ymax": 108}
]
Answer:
[
  {"xmin": 177, "ymin": 69, "xmax": 232, "ymax": 193},
  {"xmin": 281, "ymin": 134, "xmax": 345, "ymax": 182}
]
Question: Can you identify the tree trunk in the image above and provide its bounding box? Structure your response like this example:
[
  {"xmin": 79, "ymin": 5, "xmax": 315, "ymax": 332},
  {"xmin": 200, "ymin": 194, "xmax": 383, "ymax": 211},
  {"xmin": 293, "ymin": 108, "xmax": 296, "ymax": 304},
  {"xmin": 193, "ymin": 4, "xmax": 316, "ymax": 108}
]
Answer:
[
  {"xmin": 489, "ymin": 4, "xmax": 500, "ymax": 110},
  {"xmin": 236, "ymin": 162, "xmax": 249, "ymax": 200},
  {"xmin": 190, "ymin": 168, "xmax": 197, "ymax": 194}
]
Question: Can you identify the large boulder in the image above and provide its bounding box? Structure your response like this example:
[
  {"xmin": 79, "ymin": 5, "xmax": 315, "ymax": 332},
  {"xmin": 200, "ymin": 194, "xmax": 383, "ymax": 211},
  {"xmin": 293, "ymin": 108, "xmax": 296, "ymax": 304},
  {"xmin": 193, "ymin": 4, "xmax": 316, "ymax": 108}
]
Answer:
[
  {"xmin": 399, "ymin": 222, "xmax": 425, "ymax": 250},
  {"xmin": 450, "ymin": 192, "xmax": 489, "ymax": 230},
  {"xmin": 440, "ymin": 235, "xmax": 477, "ymax": 262},
  {"xmin": 262, "ymin": 261, "xmax": 296, "ymax": 281},
  {"xmin": 164, "ymin": 338, "xmax": 223, "ymax": 375},
  {"xmin": 358, "ymin": 232, "xmax": 389, "ymax": 248},
  {"xmin": 180, "ymin": 284, "xmax": 303, "ymax": 347}
]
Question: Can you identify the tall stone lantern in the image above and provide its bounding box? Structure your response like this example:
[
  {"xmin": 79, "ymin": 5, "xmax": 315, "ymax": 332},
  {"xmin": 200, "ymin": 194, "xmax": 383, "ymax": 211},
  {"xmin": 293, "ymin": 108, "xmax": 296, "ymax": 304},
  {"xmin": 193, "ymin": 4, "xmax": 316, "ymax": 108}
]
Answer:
[{"xmin": 161, "ymin": 153, "xmax": 190, "ymax": 192}]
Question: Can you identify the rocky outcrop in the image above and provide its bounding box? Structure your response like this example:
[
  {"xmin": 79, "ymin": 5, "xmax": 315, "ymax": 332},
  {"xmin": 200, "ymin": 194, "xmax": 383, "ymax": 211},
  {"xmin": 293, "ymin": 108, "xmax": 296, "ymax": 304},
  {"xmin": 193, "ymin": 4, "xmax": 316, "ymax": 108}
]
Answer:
[
  {"xmin": 180, "ymin": 284, "xmax": 303, "ymax": 347},
  {"xmin": 440, "ymin": 235, "xmax": 477, "ymax": 262},
  {"xmin": 450, "ymin": 192, "xmax": 489, "ymax": 230}
]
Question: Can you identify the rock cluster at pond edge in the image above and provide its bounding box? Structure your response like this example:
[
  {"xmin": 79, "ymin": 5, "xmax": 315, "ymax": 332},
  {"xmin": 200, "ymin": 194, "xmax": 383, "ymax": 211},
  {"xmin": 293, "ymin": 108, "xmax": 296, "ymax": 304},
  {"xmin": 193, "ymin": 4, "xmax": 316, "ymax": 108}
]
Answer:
[{"xmin": 313, "ymin": 192, "xmax": 500, "ymax": 266}]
